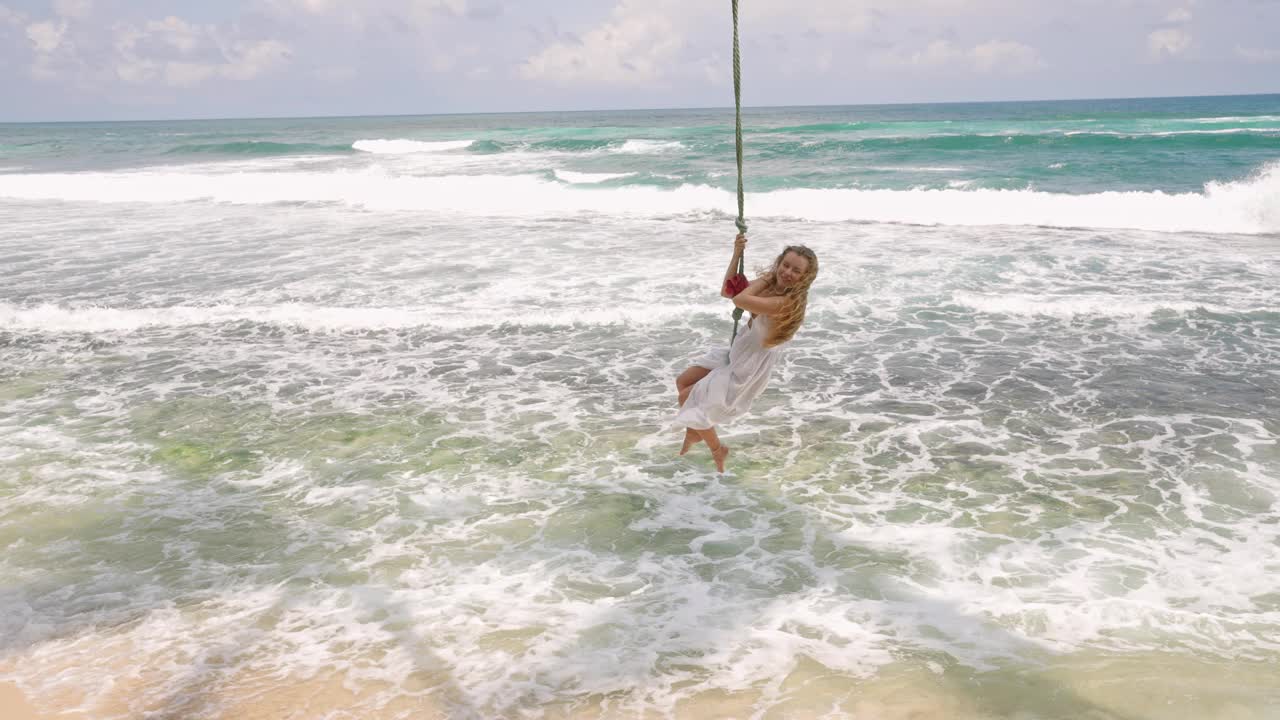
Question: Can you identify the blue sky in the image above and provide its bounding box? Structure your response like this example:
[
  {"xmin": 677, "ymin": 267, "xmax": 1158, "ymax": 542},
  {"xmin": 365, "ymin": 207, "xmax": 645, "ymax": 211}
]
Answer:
[{"xmin": 2, "ymin": 0, "xmax": 1278, "ymax": 120}]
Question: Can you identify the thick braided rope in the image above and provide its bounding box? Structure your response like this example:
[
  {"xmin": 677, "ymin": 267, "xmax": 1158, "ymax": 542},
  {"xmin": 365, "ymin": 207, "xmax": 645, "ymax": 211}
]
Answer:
[{"xmin": 730, "ymin": 0, "xmax": 747, "ymax": 344}]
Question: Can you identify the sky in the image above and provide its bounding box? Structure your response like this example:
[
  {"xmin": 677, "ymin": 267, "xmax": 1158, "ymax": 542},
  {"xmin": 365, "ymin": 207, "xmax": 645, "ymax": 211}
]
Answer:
[{"xmin": 1, "ymin": 0, "xmax": 1278, "ymax": 121}]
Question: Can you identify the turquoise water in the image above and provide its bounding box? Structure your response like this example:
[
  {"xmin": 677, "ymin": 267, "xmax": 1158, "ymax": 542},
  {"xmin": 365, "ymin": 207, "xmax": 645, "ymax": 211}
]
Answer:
[
  {"xmin": 1, "ymin": 95, "xmax": 1279, "ymax": 718},
  {"xmin": 5, "ymin": 94, "xmax": 1280, "ymax": 193}
]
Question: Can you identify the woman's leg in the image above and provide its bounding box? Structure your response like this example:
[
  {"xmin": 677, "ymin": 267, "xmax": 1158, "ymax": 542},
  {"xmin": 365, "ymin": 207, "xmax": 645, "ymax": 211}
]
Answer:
[
  {"xmin": 675, "ymin": 365, "xmax": 711, "ymax": 397},
  {"xmin": 696, "ymin": 427, "xmax": 729, "ymax": 473},
  {"xmin": 676, "ymin": 366, "xmax": 713, "ymax": 455},
  {"xmin": 679, "ymin": 428, "xmax": 700, "ymax": 455}
]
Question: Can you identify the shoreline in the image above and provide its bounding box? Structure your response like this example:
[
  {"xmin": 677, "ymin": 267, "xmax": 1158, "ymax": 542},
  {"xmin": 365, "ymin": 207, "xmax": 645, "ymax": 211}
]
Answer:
[{"xmin": 4, "ymin": 640, "xmax": 1277, "ymax": 719}]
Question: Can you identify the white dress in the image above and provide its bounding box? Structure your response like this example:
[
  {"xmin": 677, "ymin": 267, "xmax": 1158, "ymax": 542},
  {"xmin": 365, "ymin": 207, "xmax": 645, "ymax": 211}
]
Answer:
[{"xmin": 675, "ymin": 314, "xmax": 786, "ymax": 430}]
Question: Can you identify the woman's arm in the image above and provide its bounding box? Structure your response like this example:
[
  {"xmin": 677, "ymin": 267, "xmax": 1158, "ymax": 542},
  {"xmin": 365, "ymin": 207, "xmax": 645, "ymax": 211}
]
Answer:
[
  {"xmin": 732, "ymin": 276, "xmax": 785, "ymax": 316},
  {"xmin": 719, "ymin": 234, "xmax": 748, "ymax": 298}
]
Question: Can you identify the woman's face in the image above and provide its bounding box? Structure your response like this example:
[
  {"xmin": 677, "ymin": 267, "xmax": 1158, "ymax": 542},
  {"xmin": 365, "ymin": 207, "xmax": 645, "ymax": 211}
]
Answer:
[{"xmin": 776, "ymin": 251, "xmax": 811, "ymax": 289}]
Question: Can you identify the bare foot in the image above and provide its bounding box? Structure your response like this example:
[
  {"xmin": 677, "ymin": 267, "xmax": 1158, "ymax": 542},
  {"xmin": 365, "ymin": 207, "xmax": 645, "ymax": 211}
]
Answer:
[
  {"xmin": 679, "ymin": 429, "xmax": 701, "ymax": 456},
  {"xmin": 710, "ymin": 444, "xmax": 730, "ymax": 473}
]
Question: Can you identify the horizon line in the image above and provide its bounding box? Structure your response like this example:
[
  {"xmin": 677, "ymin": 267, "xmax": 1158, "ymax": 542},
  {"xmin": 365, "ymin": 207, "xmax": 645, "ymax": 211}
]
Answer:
[{"xmin": 3, "ymin": 91, "xmax": 1278, "ymax": 125}]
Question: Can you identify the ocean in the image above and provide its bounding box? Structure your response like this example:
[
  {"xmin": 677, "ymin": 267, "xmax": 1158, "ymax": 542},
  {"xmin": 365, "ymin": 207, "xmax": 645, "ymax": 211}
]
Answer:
[{"xmin": 1, "ymin": 95, "xmax": 1278, "ymax": 719}]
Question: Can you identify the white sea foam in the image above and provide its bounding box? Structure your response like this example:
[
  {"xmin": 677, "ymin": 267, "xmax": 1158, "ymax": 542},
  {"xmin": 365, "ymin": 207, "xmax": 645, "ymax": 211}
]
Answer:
[
  {"xmin": 864, "ymin": 165, "xmax": 967, "ymax": 173},
  {"xmin": 1147, "ymin": 128, "xmax": 1280, "ymax": 136},
  {"xmin": 615, "ymin": 139, "xmax": 684, "ymax": 154},
  {"xmin": 1064, "ymin": 128, "xmax": 1280, "ymax": 137},
  {"xmin": 0, "ymin": 301, "xmax": 723, "ymax": 334},
  {"xmin": 1191, "ymin": 115, "xmax": 1280, "ymax": 124},
  {"xmin": 952, "ymin": 292, "xmax": 1212, "ymax": 318},
  {"xmin": 1, "ymin": 162, "xmax": 1278, "ymax": 234},
  {"xmin": 351, "ymin": 138, "xmax": 474, "ymax": 154},
  {"xmin": 553, "ymin": 169, "xmax": 635, "ymax": 184}
]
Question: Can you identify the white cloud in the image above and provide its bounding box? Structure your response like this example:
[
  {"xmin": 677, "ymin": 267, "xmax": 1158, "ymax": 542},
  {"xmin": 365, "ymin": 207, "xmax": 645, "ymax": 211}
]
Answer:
[
  {"xmin": 0, "ymin": 4, "xmax": 28, "ymax": 26},
  {"xmin": 520, "ymin": 0, "xmax": 691, "ymax": 87},
  {"xmin": 114, "ymin": 23, "xmax": 292, "ymax": 87},
  {"xmin": 745, "ymin": 0, "xmax": 1014, "ymax": 34},
  {"xmin": 280, "ymin": 0, "xmax": 337, "ymax": 13},
  {"xmin": 260, "ymin": 0, "xmax": 364, "ymax": 33},
  {"xmin": 146, "ymin": 16, "xmax": 204, "ymax": 53},
  {"xmin": 262, "ymin": 0, "xmax": 467, "ymax": 32},
  {"xmin": 102, "ymin": 15, "xmax": 292, "ymax": 88},
  {"xmin": 123, "ymin": 38, "xmax": 290, "ymax": 88},
  {"xmin": 163, "ymin": 60, "xmax": 216, "ymax": 87},
  {"xmin": 873, "ymin": 38, "xmax": 1043, "ymax": 74},
  {"xmin": 53, "ymin": 0, "xmax": 91, "ymax": 20},
  {"xmin": 26, "ymin": 18, "xmax": 73, "ymax": 80},
  {"xmin": 970, "ymin": 40, "xmax": 1044, "ymax": 73},
  {"xmin": 1235, "ymin": 46, "xmax": 1280, "ymax": 63},
  {"xmin": 893, "ymin": 39, "xmax": 962, "ymax": 68},
  {"xmin": 409, "ymin": 0, "xmax": 468, "ymax": 21},
  {"xmin": 745, "ymin": 0, "xmax": 877, "ymax": 34},
  {"xmin": 1147, "ymin": 27, "xmax": 1191, "ymax": 59},
  {"xmin": 221, "ymin": 39, "xmax": 292, "ymax": 80},
  {"xmin": 26, "ymin": 20, "xmax": 65, "ymax": 53},
  {"xmin": 518, "ymin": 0, "xmax": 1035, "ymax": 89},
  {"xmin": 13, "ymin": 5, "xmax": 292, "ymax": 90},
  {"xmin": 1164, "ymin": 8, "xmax": 1191, "ymax": 24}
]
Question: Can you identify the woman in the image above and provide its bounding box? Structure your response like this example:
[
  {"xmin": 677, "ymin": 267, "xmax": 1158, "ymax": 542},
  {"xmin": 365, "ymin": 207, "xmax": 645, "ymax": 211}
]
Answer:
[{"xmin": 675, "ymin": 234, "xmax": 819, "ymax": 472}]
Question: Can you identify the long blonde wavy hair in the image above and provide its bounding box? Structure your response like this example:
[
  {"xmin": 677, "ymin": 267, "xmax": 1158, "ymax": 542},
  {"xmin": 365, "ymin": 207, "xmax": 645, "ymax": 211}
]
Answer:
[{"xmin": 753, "ymin": 245, "xmax": 819, "ymax": 348}]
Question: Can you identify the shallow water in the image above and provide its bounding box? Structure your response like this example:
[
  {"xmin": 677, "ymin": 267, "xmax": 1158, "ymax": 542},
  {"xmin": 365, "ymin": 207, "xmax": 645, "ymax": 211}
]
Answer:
[{"xmin": 2, "ymin": 99, "xmax": 1279, "ymax": 718}]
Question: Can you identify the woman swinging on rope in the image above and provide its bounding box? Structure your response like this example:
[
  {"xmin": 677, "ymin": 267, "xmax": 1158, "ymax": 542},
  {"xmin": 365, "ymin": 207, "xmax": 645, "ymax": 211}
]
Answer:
[
  {"xmin": 673, "ymin": 0, "xmax": 818, "ymax": 472},
  {"xmin": 674, "ymin": 234, "xmax": 818, "ymax": 472}
]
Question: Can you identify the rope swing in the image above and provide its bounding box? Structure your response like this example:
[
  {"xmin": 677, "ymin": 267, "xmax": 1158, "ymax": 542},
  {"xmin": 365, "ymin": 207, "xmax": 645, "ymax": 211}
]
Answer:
[{"xmin": 729, "ymin": 0, "xmax": 748, "ymax": 344}]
